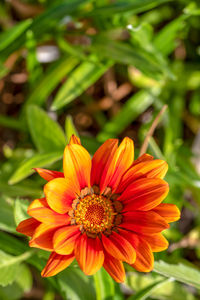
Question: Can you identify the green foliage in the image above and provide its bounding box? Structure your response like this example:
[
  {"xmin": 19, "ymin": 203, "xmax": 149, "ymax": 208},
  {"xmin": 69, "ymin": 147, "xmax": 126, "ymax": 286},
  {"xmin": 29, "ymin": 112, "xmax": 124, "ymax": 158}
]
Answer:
[{"xmin": 0, "ymin": 0, "xmax": 200, "ymax": 299}]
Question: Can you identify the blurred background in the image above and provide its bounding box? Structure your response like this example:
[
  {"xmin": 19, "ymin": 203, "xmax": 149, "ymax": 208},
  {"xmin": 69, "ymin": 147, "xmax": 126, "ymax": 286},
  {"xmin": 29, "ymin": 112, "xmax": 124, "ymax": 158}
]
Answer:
[{"xmin": 0, "ymin": 0, "xmax": 200, "ymax": 299}]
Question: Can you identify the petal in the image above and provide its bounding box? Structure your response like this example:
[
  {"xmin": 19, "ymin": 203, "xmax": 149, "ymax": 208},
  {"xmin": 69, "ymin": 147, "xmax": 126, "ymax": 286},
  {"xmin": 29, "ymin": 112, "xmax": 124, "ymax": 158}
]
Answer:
[
  {"xmin": 28, "ymin": 198, "xmax": 70, "ymax": 224},
  {"xmin": 152, "ymin": 203, "xmax": 180, "ymax": 223},
  {"xmin": 69, "ymin": 134, "xmax": 81, "ymax": 145},
  {"xmin": 105, "ymin": 137, "xmax": 134, "ymax": 192},
  {"xmin": 132, "ymin": 154, "xmax": 154, "ymax": 165},
  {"xmin": 142, "ymin": 233, "xmax": 169, "ymax": 252},
  {"xmin": 63, "ymin": 144, "xmax": 91, "ymax": 191},
  {"xmin": 16, "ymin": 218, "xmax": 40, "ymax": 237},
  {"xmin": 103, "ymin": 252, "xmax": 125, "ymax": 283},
  {"xmin": 102, "ymin": 231, "xmax": 136, "ymax": 264},
  {"xmin": 53, "ymin": 225, "xmax": 81, "ymax": 255},
  {"xmin": 34, "ymin": 168, "xmax": 64, "ymax": 181},
  {"xmin": 30, "ymin": 223, "xmax": 62, "ymax": 251},
  {"xmin": 41, "ymin": 252, "xmax": 75, "ymax": 277},
  {"xmin": 119, "ymin": 178, "xmax": 169, "ymax": 211},
  {"xmin": 91, "ymin": 139, "xmax": 118, "ymax": 188},
  {"xmin": 117, "ymin": 160, "xmax": 168, "ymax": 193},
  {"xmin": 44, "ymin": 178, "xmax": 76, "ymax": 214},
  {"xmin": 129, "ymin": 234, "xmax": 154, "ymax": 272},
  {"xmin": 75, "ymin": 234, "xmax": 104, "ymax": 275},
  {"xmin": 121, "ymin": 211, "xmax": 169, "ymax": 234}
]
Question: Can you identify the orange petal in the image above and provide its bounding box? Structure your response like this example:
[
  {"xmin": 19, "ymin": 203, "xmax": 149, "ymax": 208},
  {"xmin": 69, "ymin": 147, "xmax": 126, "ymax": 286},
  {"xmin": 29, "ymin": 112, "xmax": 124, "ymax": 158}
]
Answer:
[
  {"xmin": 63, "ymin": 144, "xmax": 91, "ymax": 191},
  {"xmin": 34, "ymin": 168, "xmax": 64, "ymax": 181},
  {"xmin": 30, "ymin": 223, "xmax": 62, "ymax": 251},
  {"xmin": 132, "ymin": 154, "xmax": 154, "ymax": 166},
  {"xmin": 121, "ymin": 211, "xmax": 169, "ymax": 234},
  {"xmin": 102, "ymin": 231, "xmax": 136, "ymax": 264},
  {"xmin": 103, "ymin": 252, "xmax": 125, "ymax": 283},
  {"xmin": 53, "ymin": 225, "xmax": 81, "ymax": 255},
  {"xmin": 41, "ymin": 252, "xmax": 75, "ymax": 277},
  {"xmin": 16, "ymin": 218, "xmax": 40, "ymax": 237},
  {"xmin": 142, "ymin": 233, "xmax": 169, "ymax": 252},
  {"xmin": 117, "ymin": 160, "xmax": 168, "ymax": 193},
  {"xmin": 91, "ymin": 139, "xmax": 118, "ymax": 188},
  {"xmin": 69, "ymin": 134, "xmax": 81, "ymax": 145},
  {"xmin": 152, "ymin": 203, "xmax": 180, "ymax": 223},
  {"xmin": 119, "ymin": 178, "xmax": 169, "ymax": 211},
  {"xmin": 75, "ymin": 234, "xmax": 104, "ymax": 275},
  {"xmin": 28, "ymin": 198, "xmax": 70, "ymax": 224},
  {"xmin": 128, "ymin": 233, "xmax": 154, "ymax": 272},
  {"xmin": 44, "ymin": 178, "xmax": 76, "ymax": 214}
]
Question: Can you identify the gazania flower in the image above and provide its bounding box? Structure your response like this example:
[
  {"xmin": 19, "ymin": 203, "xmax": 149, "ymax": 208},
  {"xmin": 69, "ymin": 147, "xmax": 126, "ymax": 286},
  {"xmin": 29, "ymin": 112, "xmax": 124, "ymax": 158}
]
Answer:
[{"xmin": 17, "ymin": 135, "xmax": 180, "ymax": 282}]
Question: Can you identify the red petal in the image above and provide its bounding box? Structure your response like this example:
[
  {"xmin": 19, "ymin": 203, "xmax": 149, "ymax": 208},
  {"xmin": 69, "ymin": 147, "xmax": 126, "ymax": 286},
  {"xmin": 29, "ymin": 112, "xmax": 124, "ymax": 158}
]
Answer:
[
  {"xmin": 102, "ymin": 231, "xmax": 136, "ymax": 264},
  {"xmin": 63, "ymin": 144, "xmax": 91, "ymax": 191},
  {"xmin": 142, "ymin": 233, "xmax": 169, "ymax": 252},
  {"xmin": 121, "ymin": 211, "xmax": 169, "ymax": 234},
  {"xmin": 119, "ymin": 178, "xmax": 169, "ymax": 211},
  {"xmin": 53, "ymin": 225, "xmax": 81, "ymax": 255},
  {"xmin": 16, "ymin": 218, "xmax": 40, "ymax": 237},
  {"xmin": 117, "ymin": 159, "xmax": 168, "ymax": 193},
  {"xmin": 152, "ymin": 203, "xmax": 180, "ymax": 223},
  {"xmin": 41, "ymin": 252, "xmax": 75, "ymax": 277},
  {"xmin": 120, "ymin": 229, "xmax": 154, "ymax": 272},
  {"xmin": 75, "ymin": 234, "xmax": 104, "ymax": 275},
  {"xmin": 28, "ymin": 198, "xmax": 70, "ymax": 224},
  {"xmin": 91, "ymin": 139, "xmax": 118, "ymax": 189},
  {"xmin": 44, "ymin": 178, "xmax": 76, "ymax": 214},
  {"xmin": 29, "ymin": 223, "xmax": 62, "ymax": 251},
  {"xmin": 103, "ymin": 252, "xmax": 125, "ymax": 283},
  {"xmin": 132, "ymin": 154, "xmax": 154, "ymax": 166},
  {"xmin": 34, "ymin": 168, "xmax": 64, "ymax": 181}
]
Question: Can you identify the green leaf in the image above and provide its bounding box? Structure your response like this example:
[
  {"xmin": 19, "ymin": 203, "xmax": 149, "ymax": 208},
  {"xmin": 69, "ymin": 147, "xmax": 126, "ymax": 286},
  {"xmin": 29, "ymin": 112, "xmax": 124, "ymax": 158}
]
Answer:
[
  {"xmin": 154, "ymin": 261, "xmax": 200, "ymax": 289},
  {"xmin": 57, "ymin": 267, "xmax": 96, "ymax": 300},
  {"xmin": 0, "ymin": 196, "xmax": 16, "ymax": 234},
  {"xmin": 94, "ymin": 268, "xmax": 115, "ymax": 300},
  {"xmin": 25, "ymin": 56, "xmax": 79, "ymax": 107},
  {"xmin": 92, "ymin": 39, "xmax": 165, "ymax": 80},
  {"xmin": 14, "ymin": 199, "xmax": 29, "ymax": 226},
  {"xmin": 97, "ymin": 90, "xmax": 154, "ymax": 141},
  {"xmin": 128, "ymin": 278, "xmax": 171, "ymax": 300},
  {"xmin": 65, "ymin": 116, "xmax": 79, "ymax": 143},
  {"xmin": 0, "ymin": 19, "xmax": 32, "ymax": 52},
  {"xmin": 9, "ymin": 151, "xmax": 63, "ymax": 184},
  {"xmin": 86, "ymin": 0, "xmax": 171, "ymax": 16},
  {"xmin": 15, "ymin": 264, "xmax": 32, "ymax": 293},
  {"xmin": 27, "ymin": 105, "xmax": 66, "ymax": 152},
  {"xmin": 0, "ymin": 251, "xmax": 33, "ymax": 287},
  {"xmin": 51, "ymin": 60, "xmax": 112, "ymax": 110}
]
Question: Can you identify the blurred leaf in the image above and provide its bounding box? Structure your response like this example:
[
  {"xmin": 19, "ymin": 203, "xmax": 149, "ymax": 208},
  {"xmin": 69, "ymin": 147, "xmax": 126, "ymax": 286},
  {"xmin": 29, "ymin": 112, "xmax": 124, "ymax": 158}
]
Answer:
[
  {"xmin": 25, "ymin": 56, "xmax": 79, "ymax": 107},
  {"xmin": 0, "ymin": 180, "xmax": 41, "ymax": 198},
  {"xmin": 0, "ymin": 251, "xmax": 32, "ymax": 287},
  {"xmin": 65, "ymin": 116, "xmax": 79, "ymax": 143},
  {"xmin": 15, "ymin": 264, "xmax": 32, "ymax": 293},
  {"xmin": 57, "ymin": 267, "xmax": 96, "ymax": 300},
  {"xmin": 94, "ymin": 268, "xmax": 122, "ymax": 300},
  {"xmin": 9, "ymin": 151, "xmax": 63, "ymax": 184},
  {"xmin": 154, "ymin": 261, "xmax": 200, "ymax": 289},
  {"xmin": 51, "ymin": 60, "xmax": 112, "ymax": 110},
  {"xmin": 0, "ymin": 19, "xmax": 32, "ymax": 52},
  {"xmin": 0, "ymin": 61, "xmax": 9, "ymax": 79},
  {"xmin": 14, "ymin": 198, "xmax": 29, "ymax": 226},
  {"xmin": 98, "ymin": 90, "xmax": 154, "ymax": 141},
  {"xmin": 0, "ymin": 196, "xmax": 16, "ymax": 234},
  {"xmin": 0, "ymin": 115, "xmax": 25, "ymax": 131},
  {"xmin": 86, "ymin": 0, "xmax": 171, "ymax": 16},
  {"xmin": 154, "ymin": 15, "xmax": 186, "ymax": 56},
  {"xmin": 27, "ymin": 105, "xmax": 66, "ymax": 152},
  {"xmin": 128, "ymin": 278, "xmax": 170, "ymax": 300}
]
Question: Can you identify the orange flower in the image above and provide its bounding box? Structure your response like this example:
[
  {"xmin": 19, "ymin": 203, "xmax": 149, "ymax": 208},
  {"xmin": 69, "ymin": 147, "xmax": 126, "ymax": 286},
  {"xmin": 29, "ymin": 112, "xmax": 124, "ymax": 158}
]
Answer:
[{"xmin": 16, "ymin": 135, "xmax": 180, "ymax": 282}]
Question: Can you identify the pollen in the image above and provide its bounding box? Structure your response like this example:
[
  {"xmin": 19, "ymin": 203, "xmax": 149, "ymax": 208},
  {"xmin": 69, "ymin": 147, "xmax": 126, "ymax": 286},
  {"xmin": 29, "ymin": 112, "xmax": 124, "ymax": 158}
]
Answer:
[{"xmin": 73, "ymin": 194, "xmax": 117, "ymax": 235}]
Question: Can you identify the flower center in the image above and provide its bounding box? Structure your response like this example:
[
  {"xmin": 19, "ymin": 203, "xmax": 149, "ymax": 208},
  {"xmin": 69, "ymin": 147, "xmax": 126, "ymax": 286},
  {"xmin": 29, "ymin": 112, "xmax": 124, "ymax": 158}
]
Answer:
[{"xmin": 74, "ymin": 194, "xmax": 115, "ymax": 235}]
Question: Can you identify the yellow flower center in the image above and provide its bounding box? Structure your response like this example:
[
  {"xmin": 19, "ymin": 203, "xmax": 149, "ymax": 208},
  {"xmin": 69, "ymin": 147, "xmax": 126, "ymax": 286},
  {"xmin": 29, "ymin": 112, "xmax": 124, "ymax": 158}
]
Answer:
[{"xmin": 74, "ymin": 194, "xmax": 115, "ymax": 234}]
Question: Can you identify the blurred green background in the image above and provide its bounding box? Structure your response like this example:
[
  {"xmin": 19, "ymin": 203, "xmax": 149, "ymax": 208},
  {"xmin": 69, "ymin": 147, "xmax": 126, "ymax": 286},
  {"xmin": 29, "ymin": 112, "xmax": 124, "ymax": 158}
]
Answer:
[{"xmin": 0, "ymin": 0, "xmax": 200, "ymax": 299}]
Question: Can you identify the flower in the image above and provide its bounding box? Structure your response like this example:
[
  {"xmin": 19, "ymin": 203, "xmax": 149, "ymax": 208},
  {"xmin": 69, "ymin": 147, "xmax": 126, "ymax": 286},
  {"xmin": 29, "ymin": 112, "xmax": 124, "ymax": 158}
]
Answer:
[{"xmin": 16, "ymin": 135, "xmax": 180, "ymax": 282}]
